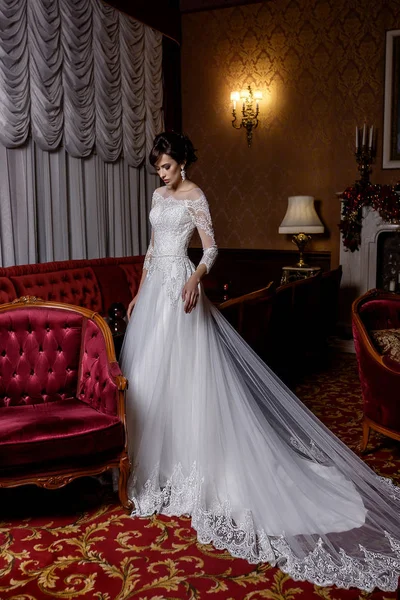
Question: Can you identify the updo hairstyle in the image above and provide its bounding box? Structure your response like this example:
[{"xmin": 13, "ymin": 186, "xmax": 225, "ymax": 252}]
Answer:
[{"xmin": 149, "ymin": 131, "xmax": 198, "ymax": 169}]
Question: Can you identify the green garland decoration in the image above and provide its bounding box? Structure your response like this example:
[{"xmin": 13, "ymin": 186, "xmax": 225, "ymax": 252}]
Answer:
[{"xmin": 339, "ymin": 182, "xmax": 400, "ymax": 252}]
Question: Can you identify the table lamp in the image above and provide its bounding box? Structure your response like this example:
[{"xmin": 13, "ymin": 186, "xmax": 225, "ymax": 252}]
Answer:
[{"xmin": 279, "ymin": 196, "xmax": 324, "ymax": 267}]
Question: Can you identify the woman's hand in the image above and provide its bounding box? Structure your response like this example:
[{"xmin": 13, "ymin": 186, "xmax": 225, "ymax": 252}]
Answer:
[
  {"xmin": 127, "ymin": 295, "xmax": 138, "ymax": 319},
  {"xmin": 182, "ymin": 275, "xmax": 200, "ymax": 313}
]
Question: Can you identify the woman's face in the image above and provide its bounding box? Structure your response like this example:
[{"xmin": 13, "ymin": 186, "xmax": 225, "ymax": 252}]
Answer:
[{"xmin": 155, "ymin": 154, "xmax": 183, "ymax": 189}]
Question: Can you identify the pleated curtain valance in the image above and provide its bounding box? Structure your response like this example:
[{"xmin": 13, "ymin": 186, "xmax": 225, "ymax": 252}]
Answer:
[{"xmin": 0, "ymin": 0, "xmax": 163, "ymax": 167}]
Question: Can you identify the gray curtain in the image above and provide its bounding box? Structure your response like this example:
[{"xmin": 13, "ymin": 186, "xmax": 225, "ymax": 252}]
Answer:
[
  {"xmin": 0, "ymin": 139, "xmax": 158, "ymax": 266},
  {"xmin": 0, "ymin": 0, "xmax": 163, "ymax": 266}
]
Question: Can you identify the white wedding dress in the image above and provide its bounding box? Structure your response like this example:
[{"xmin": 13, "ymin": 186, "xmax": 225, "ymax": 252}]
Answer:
[{"xmin": 120, "ymin": 186, "xmax": 400, "ymax": 592}]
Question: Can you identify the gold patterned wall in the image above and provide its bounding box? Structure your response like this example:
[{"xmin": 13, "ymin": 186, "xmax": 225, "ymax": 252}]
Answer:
[{"xmin": 181, "ymin": 0, "xmax": 400, "ymax": 265}]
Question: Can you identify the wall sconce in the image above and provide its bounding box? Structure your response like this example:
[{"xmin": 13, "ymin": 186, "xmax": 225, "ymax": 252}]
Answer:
[{"xmin": 230, "ymin": 85, "xmax": 262, "ymax": 147}]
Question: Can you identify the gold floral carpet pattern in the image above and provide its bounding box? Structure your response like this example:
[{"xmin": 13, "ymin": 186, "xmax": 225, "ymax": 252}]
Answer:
[{"xmin": 0, "ymin": 353, "xmax": 399, "ymax": 600}]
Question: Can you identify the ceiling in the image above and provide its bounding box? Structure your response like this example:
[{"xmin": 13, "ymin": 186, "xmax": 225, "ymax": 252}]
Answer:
[
  {"xmin": 180, "ymin": 0, "xmax": 268, "ymax": 12},
  {"xmin": 107, "ymin": 0, "xmax": 266, "ymax": 16}
]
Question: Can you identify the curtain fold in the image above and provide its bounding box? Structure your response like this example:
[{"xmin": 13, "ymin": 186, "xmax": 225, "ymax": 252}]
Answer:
[
  {"xmin": 28, "ymin": 0, "xmax": 63, "ymax": 151},
  {"xmin": 120, "ymin": 15, "xmax": 145, "ymax": 168},
  {"xmin": 0, "ymin": 0, "xmax": 163, "ymax": 166},
  {"xmin": 144, "ymin": 25, "xmax": 164, "ymax": 169},
  {"xmin": 60, "ymin": 0, "xmax": 95, "ymax": 158},
  {"xmin": 0, "ymin": 0, "xmax": 30, "ymax": 148},
  {"xmin": 93, "ymin": 0, "xmax": 122, "ymax": 163}
]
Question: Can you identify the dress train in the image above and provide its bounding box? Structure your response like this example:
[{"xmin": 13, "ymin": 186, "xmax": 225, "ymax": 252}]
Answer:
[{"xmin": 120, "ymin": 187, "xmax": 400, "ymax": 592}]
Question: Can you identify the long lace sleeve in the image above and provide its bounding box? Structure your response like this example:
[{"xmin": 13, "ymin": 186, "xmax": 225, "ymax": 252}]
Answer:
[{"xmin": 188, "ymin": 194, "xmax": 218, "ymax": 273}]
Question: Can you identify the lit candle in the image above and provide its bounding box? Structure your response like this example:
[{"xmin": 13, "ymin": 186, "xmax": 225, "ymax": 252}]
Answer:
[
  {"xmin": 230, "ymin": 91, "xmax": 239, "ymax": 111},
  {"xmin": 362, "ymin": 123, "xmax": 366, "ymax": 146},
  {"xmin": 254, "ymin": 90, "xmax": 262, "ymax": 111},
  {"xmin": 356, "ymin": 126, "xmax": 359, "ymax": 150},
  {"xmin": 368, "ymin": 125, "xmax": 374, "ymax": 149}
]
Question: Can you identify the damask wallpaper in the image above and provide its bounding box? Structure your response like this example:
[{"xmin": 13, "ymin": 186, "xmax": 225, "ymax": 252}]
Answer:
[{"xmin": 181, "ymin": 0, "xmax": 400, "ymax": 265}]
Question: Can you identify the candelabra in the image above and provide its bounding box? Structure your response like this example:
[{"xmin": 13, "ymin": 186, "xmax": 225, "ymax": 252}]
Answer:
[
  {"xmin": 230, "ymin": 85, "xmax": 262, "ymax": 147},
  {"xmin": 355, "ymin": 124, "xmax": 375, "ymax": 187}
]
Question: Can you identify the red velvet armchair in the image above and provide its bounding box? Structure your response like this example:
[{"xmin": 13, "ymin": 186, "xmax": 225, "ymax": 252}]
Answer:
[
  {"xmin": 352, "ymin": 288, "xmax": 400, "ymax": 451},
  {"xmin": 0, "ymin": 296, "xmax": 133, "ymax": 511}
]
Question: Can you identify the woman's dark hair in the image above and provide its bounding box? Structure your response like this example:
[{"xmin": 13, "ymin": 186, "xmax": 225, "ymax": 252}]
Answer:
[{"xmin": 149, "ymin": 131, "xmax": 198, "ymax": 169}]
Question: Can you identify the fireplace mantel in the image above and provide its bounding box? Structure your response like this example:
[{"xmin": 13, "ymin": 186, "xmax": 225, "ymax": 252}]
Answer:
[{"xmin": 340, "ymin": 205, "xmax": 400, "ymax": 314}]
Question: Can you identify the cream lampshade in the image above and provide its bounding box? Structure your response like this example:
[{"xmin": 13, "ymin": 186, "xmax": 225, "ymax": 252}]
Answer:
[{"xmin": 279, "ymin": 196, "xmax": 324, "ymax": 267}]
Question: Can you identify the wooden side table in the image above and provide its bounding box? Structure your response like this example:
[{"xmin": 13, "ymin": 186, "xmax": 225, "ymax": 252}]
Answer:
[{"xmin": 280, "ymin": 266, "xmax": 321, "ymax": 285}]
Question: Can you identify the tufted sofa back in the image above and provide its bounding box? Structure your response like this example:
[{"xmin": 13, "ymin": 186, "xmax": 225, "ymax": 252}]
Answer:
[
  {"xmin": 0, "ymin": 307, "xmax": 84, "ymax": 407},
  {"xmin": 0, "ymin": 256, "xmax": 145, "ymax": 315},
  {"xmin": 0, "ymin": 301, "xmax": 119, "ymax": 414},
  {"xmin": 10, "ymin": 268, "xmax": 102, "ymax": 313}
]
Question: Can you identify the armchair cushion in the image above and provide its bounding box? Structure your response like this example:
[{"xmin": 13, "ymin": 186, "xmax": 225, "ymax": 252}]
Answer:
[
  {"xmin": 0, "ymin": 398, "xmax": 124, "ymax": 469},
  {"xmin": 370, "ymin": 328, "xmax": 400, "ymax": 363},
  {"xmin": 382, "ymin": 353, "xmax": 400, "ymax": 373}
]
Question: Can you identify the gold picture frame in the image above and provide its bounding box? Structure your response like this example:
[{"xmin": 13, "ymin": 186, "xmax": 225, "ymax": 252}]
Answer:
[{"xmin": 383, "ymin": 29, "xmax": 400, "ymax": 168}]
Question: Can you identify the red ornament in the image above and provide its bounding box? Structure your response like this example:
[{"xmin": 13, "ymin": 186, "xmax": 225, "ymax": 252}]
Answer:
[{"xmin": 339, "ymin": 183, "xmax": 400, "ymax": 251}]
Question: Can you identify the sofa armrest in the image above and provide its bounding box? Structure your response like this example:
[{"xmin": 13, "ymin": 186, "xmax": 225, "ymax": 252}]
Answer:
[
  {"xmin": 109, "ymin": 360, "xmax": 128, "ymax": 392},
  {"xmin": 109, "ymin": 360, "xmax": 122, "ymax": 380},
  {"xmin": 78, "ymin": 319, "xmax": 124, "ymax": 417},
  {"xmin": 107, "ymin": 360, "xmax": 129, "ymax": 429}
]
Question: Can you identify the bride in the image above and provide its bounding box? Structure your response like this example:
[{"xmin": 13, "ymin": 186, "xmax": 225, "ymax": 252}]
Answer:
[{"xmin": 119, "ymin": 131, "xmax": 400, "ymax": 592}]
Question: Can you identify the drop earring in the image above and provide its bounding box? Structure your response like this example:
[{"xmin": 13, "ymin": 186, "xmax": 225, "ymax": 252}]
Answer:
[{"xmin": 181, "ymin": 166, "xmax": 186, "ymax": 181}]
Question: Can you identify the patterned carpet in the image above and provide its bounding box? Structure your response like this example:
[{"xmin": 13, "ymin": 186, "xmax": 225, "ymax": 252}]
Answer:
[{"xmin": 0, "ymin": 352, "xmax": 399, "ymax": 600}]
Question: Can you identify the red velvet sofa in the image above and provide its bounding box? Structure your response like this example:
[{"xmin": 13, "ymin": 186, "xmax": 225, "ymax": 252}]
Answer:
[
  {"xmin": 352, "ymin": 288, "xmax": 400, "ymax": 451},
  {"xmin": 0, "ymin": 256, "xmax": 145, "ymax": 315},
  {"xmin": 0, "ymin": 249, "xmax": 332, "ymax": 311},
  {"xmin": 0, "ymin": 296, "xmax": 132, "ymax": 510}
]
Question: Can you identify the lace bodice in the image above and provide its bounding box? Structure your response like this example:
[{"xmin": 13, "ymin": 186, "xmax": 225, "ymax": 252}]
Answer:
[{"xmin": 143, "ymin": 187, "xmax": 218, "ymax": 303}]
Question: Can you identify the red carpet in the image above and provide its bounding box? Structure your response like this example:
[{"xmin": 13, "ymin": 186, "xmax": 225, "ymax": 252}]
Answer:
[{"xmin": 0, "ymin": 353, "xmax": 398, "ymax": 599}]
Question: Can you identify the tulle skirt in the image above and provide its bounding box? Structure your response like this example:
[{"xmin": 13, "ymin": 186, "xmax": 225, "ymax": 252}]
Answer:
[{"xmin": 120, "ymin": 264, "xmax": 400, "ymax": 592}]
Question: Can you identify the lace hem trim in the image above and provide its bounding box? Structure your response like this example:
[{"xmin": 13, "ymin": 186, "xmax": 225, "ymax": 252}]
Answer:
[{"xmin": 129, "ymin": 463, "xmax": 400, "ymax": 592}]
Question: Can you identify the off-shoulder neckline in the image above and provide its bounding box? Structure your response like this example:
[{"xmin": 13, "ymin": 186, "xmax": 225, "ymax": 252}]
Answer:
[{"xmin": 153, "ymin": 188, "xmax": 205, "ymax": 203}]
